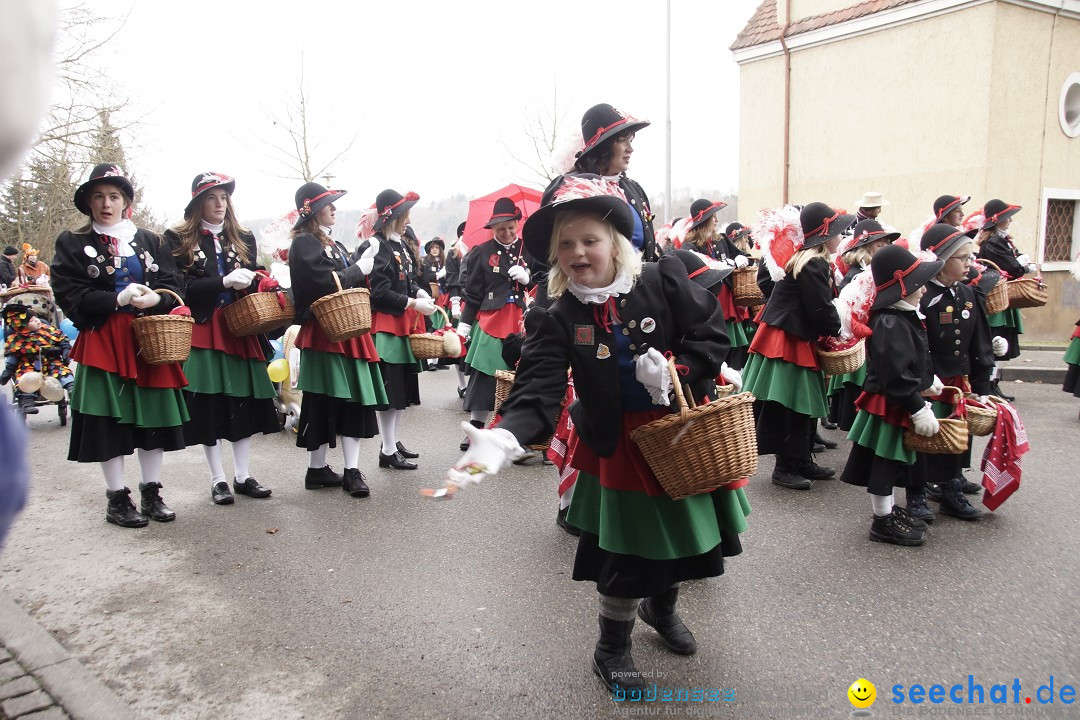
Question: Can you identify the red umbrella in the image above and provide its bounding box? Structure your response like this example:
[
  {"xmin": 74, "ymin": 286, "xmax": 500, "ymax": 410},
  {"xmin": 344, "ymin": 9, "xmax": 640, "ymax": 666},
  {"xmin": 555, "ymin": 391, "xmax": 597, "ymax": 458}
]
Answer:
[{"xmin": 461, "ymin": 183, "xmax": 543, "ymax": 248}]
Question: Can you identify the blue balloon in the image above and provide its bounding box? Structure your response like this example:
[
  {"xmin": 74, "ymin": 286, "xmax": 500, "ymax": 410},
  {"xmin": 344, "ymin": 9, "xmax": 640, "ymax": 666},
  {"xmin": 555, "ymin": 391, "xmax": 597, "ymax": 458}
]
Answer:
[
  {"xmin": 59, "ymin": 319, "xmax": 79, "ymax": 342},
  {"xmin": 270, "ymin": 339, "xmax": 284, "ymax": 360}
]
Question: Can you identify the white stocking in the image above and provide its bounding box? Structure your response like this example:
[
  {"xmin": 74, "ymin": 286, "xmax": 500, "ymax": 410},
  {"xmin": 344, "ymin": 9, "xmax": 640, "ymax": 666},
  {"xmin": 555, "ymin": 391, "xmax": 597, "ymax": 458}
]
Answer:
[
  {"xmin": 101, "ymin": 456, "xmax": 125, "ymax": 492},
  {"xmin": 377, "ymin": 410, "xmax": 398, "ymax": 455},
  {"xmin": 203, "ymin": 441, "xmax": 226, "ymax": 484},
  {"xmin": 342, "ymin": 436, "xmax": 361, "ymax": 470},
  {"xmin": 136, "ymin": 448, "xmax": 164, "ymax": 486},
  {"xmin": 231, "ymin": 437, "xmax": 251, "ymax": 481},
  {"xmin": 308, "ymin": 443, "xmax": 327, "ymax": 469},
  {"xmin": 469, "ymin": 410, "xmax": 487, "ymax": 425},
  {"xmin": 871, "ymin": 493, "xmax": 894, "ymax": 517},
  {"xmin": 455, "ymin": 366, "xmax": 467, "ymax": 392}
]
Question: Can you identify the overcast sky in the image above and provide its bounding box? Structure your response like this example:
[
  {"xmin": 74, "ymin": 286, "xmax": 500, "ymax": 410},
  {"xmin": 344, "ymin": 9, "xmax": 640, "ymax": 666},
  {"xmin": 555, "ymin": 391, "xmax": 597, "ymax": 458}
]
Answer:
[{"xmin": 78, "ymin": 0, "xmax": 762, "ymax": 225}]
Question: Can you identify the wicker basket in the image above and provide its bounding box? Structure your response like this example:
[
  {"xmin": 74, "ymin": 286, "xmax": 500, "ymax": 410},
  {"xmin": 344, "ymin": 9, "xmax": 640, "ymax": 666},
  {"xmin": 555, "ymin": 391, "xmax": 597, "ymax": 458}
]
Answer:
[
  {"xmin": 132, "ymin": 289, "xmax": 194, "ymax": 365},
  {"xmin": 493, "ymin": 369, "xmax": 516, "ymax": 412},
  {"xmin": 630, "ymin": 359, "xmax": 759, "ymax": 500},
  {"xmin": 310, "ymin": 273, "xmax": 371, "ymax": 342},
  {"xmin": 965, "ymin": 395, "xmax": 1000, "ymax": 437},
  {"xmin": 978, "ymin": 260, "xmax": 1010, "ymax": 315},
  {"xmin": 429, "ymin": 282, "xmax": 441, "ymax": 299},
  {"xmin": 224, "ymin": 289, "xmax": 295, "ymax": 337},
  {"xmin": 1006, "ymin": 275, "xmax": 1048, "ymax": 309},
  {"xmin": 409, "ymin": 307, "xmax": 452, "ymax": 359},
  {"xmin": 732, "ymin": 266, "xmax": 764, "ymax": 307},
  {"xmin": 903, "ymin": 386, "xmax": 970, "ymax": 454},
  {"xmin": 816, "ymin": 339, "xmax": 865, "ymax": 377}
]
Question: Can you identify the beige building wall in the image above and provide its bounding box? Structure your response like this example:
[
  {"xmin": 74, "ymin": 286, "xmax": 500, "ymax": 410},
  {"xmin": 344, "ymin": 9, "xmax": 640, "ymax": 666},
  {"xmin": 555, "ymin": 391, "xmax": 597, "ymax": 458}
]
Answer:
[{"xmin": 737, "ymin": 55, "xmax": 786, "ymax": 223}]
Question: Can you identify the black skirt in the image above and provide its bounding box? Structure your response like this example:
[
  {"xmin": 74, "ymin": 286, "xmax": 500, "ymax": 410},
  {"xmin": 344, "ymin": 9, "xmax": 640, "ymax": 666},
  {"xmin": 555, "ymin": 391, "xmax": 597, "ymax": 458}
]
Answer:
[
  {"xmin": 840, "ymin": 443, "xmax": 923, "ymax": 495},
  {"xmin": 1064, "ymin": 364, "xmax": 1080, "ymax": 397},
  {"xmin": 295, "ymin": 392, "xmax": 380, "ymax": 450},
  {"xmin": 68, "ymin": 412, "xmax": 186, "ymax": 462},
  {"xmin": 753, "ymin": 399, "xmax": 814, "ymax": 460},
  {"xmin": 462, "ymin": 369, "xmax": 497, "ymax": 413},
  {"xmin": 829, "ymin": 382, "xmax": 862, "ymax": 432},
  {"xmin": 379, "ymin": 361, "xmax": 421, "ymax": 410},
  {"xmin": 183, "ymin": 392, "xmax": 280, "ymax": 446}
]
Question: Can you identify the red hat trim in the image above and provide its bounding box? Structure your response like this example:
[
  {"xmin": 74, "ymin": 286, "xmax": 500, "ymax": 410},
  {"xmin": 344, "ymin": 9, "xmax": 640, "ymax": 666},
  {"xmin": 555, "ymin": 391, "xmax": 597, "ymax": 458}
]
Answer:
[{"xmin": 875, "ymin": 258, "xmax": 922, "ymax": 297}]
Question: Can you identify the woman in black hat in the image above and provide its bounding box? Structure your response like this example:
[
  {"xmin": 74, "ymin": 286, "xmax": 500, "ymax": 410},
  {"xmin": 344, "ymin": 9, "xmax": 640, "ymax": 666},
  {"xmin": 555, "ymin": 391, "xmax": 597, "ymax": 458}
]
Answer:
[
  {"xmin": 976, "ymin": 199, "xmax": 1029, "ymax": 368},
  {"xmin": 919, "ymin": 223, "xmax": 995, "ymax": 520},
  {"xmin": 165, "ymin": 173, "xmax": 278, "ymax": 506},
  {"xmin": 50, "ymin": 163, "xmax": 188, "ymax": 528},
  {"xmin": 357, "ymin": 188, "xmax": 437, "ymax": 469},
  {"xmin": 826, "ymin": 220, "xmax": 899, "ymax": 432},
  {"xmin": 456, "ymin": 197, "xmax": 541, "ymax": 448},
  {"xmin": 441, "ymin": 174, "xmax": 747, "ymax": 694},
  {"xmin": 742, "ymin": 202, "xmax": 851, "ymax": 490},
  {"xmin": 571, "ymin": 103, "xmax": 658, "ymax": 261},
  {"xmin": 840, "ymin": 244, "xmax": 943, "ymax": 546},
  {"xmin": 289, "ymin": 182, "xmax": 385, "ymax": 497}
]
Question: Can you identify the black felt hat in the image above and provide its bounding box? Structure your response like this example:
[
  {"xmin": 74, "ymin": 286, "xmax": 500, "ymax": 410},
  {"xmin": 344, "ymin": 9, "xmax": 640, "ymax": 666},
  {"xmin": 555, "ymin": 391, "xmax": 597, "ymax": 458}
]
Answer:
[
  {"xmin": 484, "ymin": 197, "xmax": 523, "ymax": 229},
  {"xmin": 669, "ymin": 249, "xmax": 732, "ymax": 291},
  {"xmin": 724, "ymin": 222, "xmax": 750, "ymax": 243},
  {"xmin": 74, "ymin": 163, "xmax": 135, "ymax": 216},
  {"xmin": 981, "ymin": 199, "xmax": 1021, "ymax": 230},
  {"xmin": 184, "ymin": 172, "xmax": 236, "ymax": 219},
  {"xmin": 800, "ymin": 202, "xmax": 855, "ymax": 248},
  {"xmin": 372, "ymin": 189, "xmax": 419, "ymax": 231},
  {"xmin": 456, "ymin": 221, "xmax": 466, "ymax": 238},
  {"xmin": 848, "ymin": 219, "xmax": 900, "ymax": 251},
  {"xmin": 424, "ymin": 236, "xmax": 445, "ymax": 254},
  {"xmin": 687, "ymin": 199, "xmax": 727, "ymax": 232},
  {"xmin": 293, "ymin": 182, "xmax": 347, "ymax": 229},
  {"xmin": 933, "ymin": 194, "xmax": 970, "ymax": 222},
  {"xmin": 522, "ymin": 174, "xmax": 635, "ymax": 262},
  {"xmin": 575, "ymin": 103, "xmax": 650, "ymax": 161},
  {"xmin": 921, "ymin": 223, "xmax": 976, "ymax": 261},
  {"xmin": 870, "ymin": 244, "xmax": 944, "ymax": 310}
]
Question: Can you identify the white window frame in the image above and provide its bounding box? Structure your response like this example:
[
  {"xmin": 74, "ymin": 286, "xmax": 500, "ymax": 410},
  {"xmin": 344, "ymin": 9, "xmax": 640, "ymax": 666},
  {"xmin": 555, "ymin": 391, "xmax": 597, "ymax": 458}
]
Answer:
[{"xmin": 1038, "ymin": 187, "xmax": 1080, "ymax": 272}]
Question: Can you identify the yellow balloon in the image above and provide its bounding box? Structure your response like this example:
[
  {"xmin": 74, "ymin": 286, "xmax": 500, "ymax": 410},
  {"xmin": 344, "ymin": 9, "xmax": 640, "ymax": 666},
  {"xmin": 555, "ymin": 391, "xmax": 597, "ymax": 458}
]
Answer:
[{"xmin": 267, "ymin": 358, "xmax": 290, "ymax": 383}]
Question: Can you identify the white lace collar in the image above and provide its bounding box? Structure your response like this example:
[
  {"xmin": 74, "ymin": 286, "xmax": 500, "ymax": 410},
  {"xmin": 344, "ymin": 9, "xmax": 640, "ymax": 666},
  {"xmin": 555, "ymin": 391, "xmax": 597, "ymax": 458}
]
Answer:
[
  {"xmin": 200, "ymin": 220, "xmax": 224, "ymax": 235},
  {"xmin": 566, "ymin": 270, "xmax": 633, "ymax": 305},
  {"xmin": 92, "ymin": 219, "xmax": 136, "ymax": 243}
]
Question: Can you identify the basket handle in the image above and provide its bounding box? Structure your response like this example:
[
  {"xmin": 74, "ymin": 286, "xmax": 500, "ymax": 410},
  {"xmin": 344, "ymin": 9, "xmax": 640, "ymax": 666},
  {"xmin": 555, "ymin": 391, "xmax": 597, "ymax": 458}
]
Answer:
[
  {"xmin": 940, "ymin": 385, "xmax": 967, "ymax": 419},
  {"xmin": 665, "ymin": 356, "xmax": 699, "ymax": 420},
  {"xmin": 153, "ymin": 288, "xmax": 184, "ymax": 308},
  {"xmin": 331, "ymin": 271, "xmax": 344, "ymax": 293}
]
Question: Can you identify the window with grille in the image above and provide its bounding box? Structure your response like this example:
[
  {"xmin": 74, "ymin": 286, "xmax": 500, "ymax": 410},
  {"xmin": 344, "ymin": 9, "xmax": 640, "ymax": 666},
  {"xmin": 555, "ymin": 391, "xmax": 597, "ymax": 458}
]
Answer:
[{"xmin": 1044, "ymin": 198, "xmax": 1076, "ymax": 263}]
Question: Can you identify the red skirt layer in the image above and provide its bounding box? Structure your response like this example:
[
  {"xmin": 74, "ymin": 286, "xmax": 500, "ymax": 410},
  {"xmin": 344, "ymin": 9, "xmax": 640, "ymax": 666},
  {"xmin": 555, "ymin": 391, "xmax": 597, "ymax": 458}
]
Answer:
[
  {"xmin": 478, "ymin": 303, "xmax": 523, "ymax": 339},
  {"xmin": 855, "ymin": 391, "xmax": 911, "ymax": 428},
  {"xmin": 716, "ymin": 285, "xmax": 750, "ymax": 322},
  {"xmin": 371, "ymin": 307, "xmax": 424, "ymax": 337},
  {"xmin": 70, "ymin": 313, "xmax": 187, "ymax": 389},
  {"xmin": 192, "ymin": 307, "xmax": 265, "ymax": 360},
  {"xmin": 748, "ymin": 322, "xmax": 819, "ymax": 370},
  {"xmin": 295, "ymin": 319, "xmax": 380, "ymax": 361}
]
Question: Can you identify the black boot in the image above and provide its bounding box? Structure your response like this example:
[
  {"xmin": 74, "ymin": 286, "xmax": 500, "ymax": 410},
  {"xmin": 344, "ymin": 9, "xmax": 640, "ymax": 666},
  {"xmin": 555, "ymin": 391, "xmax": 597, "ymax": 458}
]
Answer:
[
  {"xmin": 459, "ymin": 419, "xmax": 484, "ymax": 452},
  {"xmin": 926, "ymin": 480, "xmax": 942, "ymax": 502},
  {"xmin": 592, "ymin": 616, "xmax": 647, "ymax": 693},
  {"xmin": 938, "ymin": 477, "xmax": 983, "ymax": 521},
  {"xmin": 556, "ymin": 506, "xmax": 581, "ymax": 536},
  {"xmin": 891, "ymin": 504, "xmax": 927, "ymax": 533},
  {"xmin": 342, "ymin": 468, "xmax": 370, "ymax": 497},
  {"xmin": 106, "ymin": 488, "xmax": 149, "ymax": 528},
  {"xmin": 139, "ymin": 482, "xmax": 176, "ymax": 522},
  {"xmin": 305, "ymin": 465, "xmax": 343, "ymax": 489},
  {"xmin": 771, "ymin": 456, "xmax": 811, "ymax": 490},
  {"xmin": 637, "ymin": 587, "xmax": 697, "ymax": 655},
  {"xmin": 813, "ymin": 432, "xmax": 838, "ymax": 450},
  {"xmin": 396, "ymin": 441, "xmax": 419, "ymax": 459},
  {"xmin": 905, "ymin": 491, "xmax": 936, "ymax": 525},
  {"xmin": 797, "ymin": 458, "xmax": 835, "ymax": 480},
  {"xmin": 959, "ymin": 475, "xmax": 982, "ymax": 494},
  {"xmin": 869, "ymin": 512, "xmax": 925, "ymax": 546},
  {"xmin": 991, "ymin": 381, "xmax": 1015, "ymax": 402},
  {"xmin": 17, "ymin": 394, "xmax": 38, "ymax": 415}
]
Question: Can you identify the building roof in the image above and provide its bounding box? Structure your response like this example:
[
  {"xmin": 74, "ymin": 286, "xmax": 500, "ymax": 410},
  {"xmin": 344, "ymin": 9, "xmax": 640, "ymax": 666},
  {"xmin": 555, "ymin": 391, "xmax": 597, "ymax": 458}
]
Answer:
[{"xmin": 730, "ymin": 0, "xmax": 922, "ymax": 50}]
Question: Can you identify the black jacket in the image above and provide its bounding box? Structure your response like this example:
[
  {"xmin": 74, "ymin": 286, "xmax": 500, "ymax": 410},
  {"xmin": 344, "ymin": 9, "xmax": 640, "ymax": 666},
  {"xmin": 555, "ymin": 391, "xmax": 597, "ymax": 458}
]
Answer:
[
  {"xmin": 164, "ymin": 229, "xmax": 261, "ymax": 324},
  {"xmin": 919, "ymin": 280, "xmax": 994, "ymax": 394},
  {"xmin": 756, "ymin": 263, "xmax": 775, "ymax": 300},
  {"xmin": 977, "ymin": 231, "xmax": 1027, "ymax": 279},
  {"xmin": 444, "ymin": 250, "xmax": 464, "ymax": 299},
  {"xmin": 838, "ymin": 264, "xmax": 866, "ymax": 293},
  {"xmin": 862, "ymin": 308, "xmax": 933, "ymax": 415},
  {"xmin": 51, "ymin": 228, "xmax": 183, "ymax": 330},
  {"xmin": 460, "ymin": 237, "xmax": 542, "ymax": 326},
  {"xmin": 620, "ymin": 177, "xmax": 658, "ymax": 262},
  {"xmin": 760, "ymin": 256, "xmax": 841, "ymax": 341},
  {"xmin": 497, "ymin": 256, "xmax": 729, "ymax": 456},
  {"xmin": 356, "ymin": 232, "xmax": 419, "ymax": 317},
  {"xmin": 289, "ymin": 234, "xmax": 364, "ymax": 322},
  {"xmin": 0, "ymin": 256, "xmax": 15, "ymax": 287}
]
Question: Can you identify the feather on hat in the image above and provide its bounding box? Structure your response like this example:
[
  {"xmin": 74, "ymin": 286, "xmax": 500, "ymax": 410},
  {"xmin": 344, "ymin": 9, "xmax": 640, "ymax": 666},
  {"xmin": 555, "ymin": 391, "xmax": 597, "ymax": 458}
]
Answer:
[{"xmin": 752, "ymin": 205, "xmax": 804, "ymax": 283}]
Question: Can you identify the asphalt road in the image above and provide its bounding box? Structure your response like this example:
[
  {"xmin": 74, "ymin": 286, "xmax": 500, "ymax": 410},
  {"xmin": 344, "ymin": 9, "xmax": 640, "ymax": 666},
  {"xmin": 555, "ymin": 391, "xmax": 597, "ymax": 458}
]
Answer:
[{"xmin": 1, "ymin": 372, "xmax": 1078, "ymax": 719}]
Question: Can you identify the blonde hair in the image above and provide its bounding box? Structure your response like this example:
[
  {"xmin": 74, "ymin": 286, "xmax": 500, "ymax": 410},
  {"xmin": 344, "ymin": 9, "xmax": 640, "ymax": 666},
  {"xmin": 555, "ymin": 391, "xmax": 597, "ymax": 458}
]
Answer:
[
  {"xmin": 841, "ymin": 246, "xmax": 873, "ymax": 270},
  {"xmin": 785, "ymin": 244, "xmax": 831, "ymax": 278},
  {"xmin": 291, "ymin": 215, "xmax": 332, "ymax": 246},
  {"xmin": 170, "ymin": 193, "xmax": 252, "ymax": 266},
  {"xmin": 546, "ymin": 210, "xmax": 642, "ymax": 299},
  {"xmin": 685, "ymin": 223, "xmax": 714, "ymax": 250}
]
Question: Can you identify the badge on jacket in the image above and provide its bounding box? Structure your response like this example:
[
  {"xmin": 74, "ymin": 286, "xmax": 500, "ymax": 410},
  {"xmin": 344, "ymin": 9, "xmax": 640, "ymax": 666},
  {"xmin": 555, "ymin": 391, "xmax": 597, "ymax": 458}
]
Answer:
[{"xmin": 574, "ymin": 325, "xmax": 594, "ymax": 345}]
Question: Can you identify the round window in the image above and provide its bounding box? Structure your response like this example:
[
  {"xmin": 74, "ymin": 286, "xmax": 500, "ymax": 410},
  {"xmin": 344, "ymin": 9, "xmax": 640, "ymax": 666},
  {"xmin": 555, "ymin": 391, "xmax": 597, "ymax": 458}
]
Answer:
[{"xmin": 1061, "ymin": 72, "xmax": 1080, "ymax": 138}]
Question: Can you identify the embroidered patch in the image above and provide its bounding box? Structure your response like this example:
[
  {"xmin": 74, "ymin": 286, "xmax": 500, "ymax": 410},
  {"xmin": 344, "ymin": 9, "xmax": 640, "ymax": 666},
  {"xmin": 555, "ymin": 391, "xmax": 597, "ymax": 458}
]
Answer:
[
  {"xmin": 641, "ymin": 317, "xmax": 656, "ymax": 333},
  {"xmin": 596, "ymin": 343, "xmax": 611, "ymax": 359},
  {"xmin": 574, "ymin": 325, "xmax": 595, "ymax": 345},
  {"xmin": 938, "ymin": 312, "xmax": 953, "ymax": 325}
]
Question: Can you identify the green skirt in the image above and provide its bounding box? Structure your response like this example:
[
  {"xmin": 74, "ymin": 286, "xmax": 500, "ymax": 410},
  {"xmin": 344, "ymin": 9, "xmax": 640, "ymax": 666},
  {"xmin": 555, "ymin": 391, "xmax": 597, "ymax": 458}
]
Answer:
[
  {"xmin": 827, "ymin": 363, "xmax": 867, "ymax": 396},
  {"xmin": 464, "ymin": 325, "xmax": 512, "ymax": 377},
  {"xmin": 726, "ymin": 317, "xmax": 750, "ymax": 349},
  {"xmin": 183, "ymin": 348, "xmax": 276, "ymax": 399},
  {"xmin": 848, "ymin": 409, "xmax": 914, "ymax": 464},
  {"xmin": 71, "ymin": 365, "xmax": 188, "ymax": 428},
  {"xmin": 988, "ymin": 307, "xmax": 1023, "ymax": 332},
  {"xmin": 374, "ymin": 332, "xmax": 422, "ymax": 368},
  {"xmin": 743, "ymin": 353, "xmax": 828, "ymax": 418},
  {"xmin": 567, "ymin": 472, "xmax": 751, "ymax": 561},
  {"xmin": 297, "ymin": 348, "xmax": 389, "ymax": 405},
  {"xmin": 1064, "ymin": 336, "xmax": 1080, "ymax": 366}
]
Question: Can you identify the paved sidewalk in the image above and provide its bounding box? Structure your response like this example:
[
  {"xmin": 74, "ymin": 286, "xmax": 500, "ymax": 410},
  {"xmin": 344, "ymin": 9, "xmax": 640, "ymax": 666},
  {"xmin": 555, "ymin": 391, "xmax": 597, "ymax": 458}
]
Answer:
[{"xmin": 0, "ymin": 595, "xmax": 132, "ymax": 720}]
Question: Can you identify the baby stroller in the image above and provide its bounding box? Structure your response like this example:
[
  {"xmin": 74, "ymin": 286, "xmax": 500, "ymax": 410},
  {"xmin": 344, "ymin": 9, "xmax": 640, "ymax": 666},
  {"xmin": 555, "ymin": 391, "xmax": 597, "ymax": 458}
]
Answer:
[{"xmin": 1, "ymin": 288, "xmax": 72, "ymax": 424}]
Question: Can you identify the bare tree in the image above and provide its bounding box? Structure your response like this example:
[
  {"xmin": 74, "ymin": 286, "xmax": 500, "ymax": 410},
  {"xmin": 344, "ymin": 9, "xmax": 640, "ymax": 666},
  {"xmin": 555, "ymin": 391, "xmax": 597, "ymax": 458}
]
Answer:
[{"xmin": 502, "ymin": 84, "xmax": 573, "ymax": 186}]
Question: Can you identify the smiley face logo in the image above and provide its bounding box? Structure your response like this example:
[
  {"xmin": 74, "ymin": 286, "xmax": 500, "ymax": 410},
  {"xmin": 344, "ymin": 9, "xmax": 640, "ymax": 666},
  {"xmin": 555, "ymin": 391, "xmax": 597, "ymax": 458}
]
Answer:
[{"xmin": 848, "ymin": 678, "xmax": 876, "ymax": 709}]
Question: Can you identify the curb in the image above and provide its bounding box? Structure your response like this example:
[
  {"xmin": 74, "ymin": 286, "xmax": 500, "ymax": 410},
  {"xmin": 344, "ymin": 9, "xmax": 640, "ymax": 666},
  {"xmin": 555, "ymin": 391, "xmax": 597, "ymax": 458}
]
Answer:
[
  {"xmin": 998, "ymin": 367, "xmax": 1066, "ymax": 384},
  {"xmin": 0, "ymin": 595, "xmax": 133, "ymax": 720}
]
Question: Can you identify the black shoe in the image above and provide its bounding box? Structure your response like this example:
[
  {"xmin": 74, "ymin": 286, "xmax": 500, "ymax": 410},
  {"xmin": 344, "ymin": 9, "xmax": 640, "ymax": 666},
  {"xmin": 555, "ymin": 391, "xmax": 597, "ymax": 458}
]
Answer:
[
  {"xmin": 105, "ymin": 488, "xmax": 149, "ymax": 528},
  {"xmin": 459, "ymin": 419, "xmax": 484, "ymax": 452},
  {"xmin": 938, "ymin": 478, "xmax": 983, "ymax": 521},
  {"xmin": 342, "ymin": 468, "xmax": 370, "ymax": 497},
  {"xmin": 304, "ymin": 465, "xmax": 343, "ymax": 489},
  {"xmin": 459, "ymin": 436, "xmax": 470, "ymax": 452},
  {"xmin": 637, "ymin": 587, "xmax": 697, "ymax": 655},
  {"xmin": 18, "ymin": 396, "xmax": 38, "ymax": 415},
  {"xmin": 395, "ymin": 441, "xmax": 419, "ymax": 459},
  {"xmin": 798, "ymin": 459, "xmax": 836, "ymax": 480},
  {"xmin": 771, "ymin": 458, "xmax": 812, "ymax": 490},
  {"xmin": 457, "ymin": 387, "xmax": 467, "ymax": 399},
  {"xmin": 0, "ymin": 370, "xmax": 10, "ymax": 386},
  {"xmin": 512, "ymin": 449, "xmax": 540, "ymax": 465},
  {"xmin": 556, "ymin": 506, "xmax": 581, "ymax": 537},
  {"xmin": 959, "ymin": 476, "xmax": 981, "ymax": 494},
  {"xmin": 820, "ymin": 419, "xmax": 838, "ymax": 430},
  {"xmin": 233, "ymin": 477, "xmax": 271, "ymax": 498},
  {"xmin": 891, "ymin": 504, "xmax": 927, "ymax": 533},
  {"xmin": 992, "ymin": 382, "xmax": 1015, "ymax": 402},
  {"xmin": 592, "ymin": 616, "xmax": 646, "ymax": 693},
  {"xmin": 379, "ymin": 451, "xmax": 417, "ymax": 470},
  {"xmin": 211, "ymin": 481, "xmax": 234, "ymax": 505},
  {"xmin": 814, "ymin": 432, "xmax": 838, "ymax": 450},
  {"xmin": 138, "ymin": 482, "xmax": 175, "ymax": 522},
  {"xmin": 869, "ymin": 512, "xmax": 926, "ymax": 546},
  {"xmin": 812, "ymin": 442, "xmax": 826, "ymax": 454},
  {"xmin": 905, "ymin": 492, "xmax": 936, "ymax": 525},
  {"xmin": 926, "ymin": 481, "xmax": 942, "ymax": 502}
]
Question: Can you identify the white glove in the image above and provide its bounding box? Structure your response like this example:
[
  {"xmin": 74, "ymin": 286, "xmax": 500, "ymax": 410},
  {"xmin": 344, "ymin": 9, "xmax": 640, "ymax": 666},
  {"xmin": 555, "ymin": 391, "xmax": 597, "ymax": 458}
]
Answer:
[
  {"xmin": 977, "ymin": 395, "xmax": 990, "ymax": 405},
  {"xmin": 415, "ymin": 288, "xmax": 430, "ymax": 300},
  {"xmin": 223, "ymin": 268, "xmax": 256, "ymax": 289},
  {"xmin": 1016, "ymin": 254, "xmax": 1031, "ymax": 267},
  {"xmin": 922, "ymin": 375, "xmax": 944, "ymax": 397},
  {"xmin": 634, "ymin": 348, "xmax": 672, "ymax": 407},
  {"xmin": 413, "ymin": 296, "xmax": 437, "ymax": 316},
  {"xmin": 1027, "ymin": 264, "xmax": 1039, "ymax": 274},
  {"xmin": 507, "ymin": 265, "xmax": 530, "ymax": 284},
  {"xmin": 720, "ymin": 362, "xmax": 743, "ymax": 392},
  {"xmin": 992, "ymin": 336, "xmax": 1009, "ymax": 357},
  {"xmin": 446, "ymin": 423, "xmax": 524, "ymax": 488},
  {"xmin": 456, "ymin": 322, "xmax": 472, "ymax": 340},
  {"xmin": 130, "ymin": 289, "xmax": 162, "ymax": 309},
  {"xmin": 116, "ymin": 283, "xmax": 149, "ymax": 306},
  {"xmin": 733, "ymin": 254, "xmax": 750, "ymax": 269},
  {"xmin": 910, "ymin": 404, "xmax": 940, "ymax": 437},
  {"xmin": 356, "ymin": 238, "xmax": 379, "ymax": 275},
  {"xmin": 450, "ymin": 297, "xmax": 462, "ymax": 317},
  {"xmin": 436, "ymin": 267, "xmax": 447, "ymax": 279}
]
